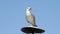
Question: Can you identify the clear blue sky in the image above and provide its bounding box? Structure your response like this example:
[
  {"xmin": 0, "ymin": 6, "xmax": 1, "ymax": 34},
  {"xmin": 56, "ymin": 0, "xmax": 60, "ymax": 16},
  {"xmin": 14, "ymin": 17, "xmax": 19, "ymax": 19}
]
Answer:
[{"xmin": 0, "ymin": 0, "xmax": 60, "ymax": 34}]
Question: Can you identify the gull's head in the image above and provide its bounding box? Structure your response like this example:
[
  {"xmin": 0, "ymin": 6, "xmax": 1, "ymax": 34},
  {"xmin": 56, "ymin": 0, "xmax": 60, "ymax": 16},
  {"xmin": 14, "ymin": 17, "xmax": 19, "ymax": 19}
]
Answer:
[{"xmin": 26, "ymin": 7, "xmax": 31, "ymax": 11}]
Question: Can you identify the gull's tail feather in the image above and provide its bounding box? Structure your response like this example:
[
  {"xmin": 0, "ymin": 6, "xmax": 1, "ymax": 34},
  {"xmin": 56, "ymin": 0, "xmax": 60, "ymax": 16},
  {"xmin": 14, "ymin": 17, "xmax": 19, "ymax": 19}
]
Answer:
[{"xmin": 33, "ymin": 24, "xmax": 38, "ymax": 27}]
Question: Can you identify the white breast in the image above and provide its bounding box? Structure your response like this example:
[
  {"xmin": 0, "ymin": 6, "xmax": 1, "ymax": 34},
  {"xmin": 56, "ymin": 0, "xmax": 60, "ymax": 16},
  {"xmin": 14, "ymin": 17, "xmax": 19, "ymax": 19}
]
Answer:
[{"xmin": 26, "ymin": 10, "xmax": 31, "ymax": 15}]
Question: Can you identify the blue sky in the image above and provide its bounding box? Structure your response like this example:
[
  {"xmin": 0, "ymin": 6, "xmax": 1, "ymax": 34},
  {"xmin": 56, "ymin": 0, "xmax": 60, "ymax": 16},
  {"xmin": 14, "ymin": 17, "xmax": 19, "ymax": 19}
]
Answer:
[{"xmin": 0, "ymin": 0, "xmax": 60, "ymax": 34}]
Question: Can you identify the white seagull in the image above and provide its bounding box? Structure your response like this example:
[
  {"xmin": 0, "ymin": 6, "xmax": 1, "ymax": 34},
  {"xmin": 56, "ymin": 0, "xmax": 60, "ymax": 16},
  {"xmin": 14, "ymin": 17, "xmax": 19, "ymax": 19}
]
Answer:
[{"xmin": 26, "ymin": 7, "xmax": 37, "ymax": 27}]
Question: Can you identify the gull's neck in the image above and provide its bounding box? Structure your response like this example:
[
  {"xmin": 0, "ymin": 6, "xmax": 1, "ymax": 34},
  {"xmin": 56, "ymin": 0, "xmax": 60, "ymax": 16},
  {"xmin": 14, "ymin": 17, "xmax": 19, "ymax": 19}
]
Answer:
[{"xmin": 26, "ymin": 10, "xmax": 31, "ymax": 15}]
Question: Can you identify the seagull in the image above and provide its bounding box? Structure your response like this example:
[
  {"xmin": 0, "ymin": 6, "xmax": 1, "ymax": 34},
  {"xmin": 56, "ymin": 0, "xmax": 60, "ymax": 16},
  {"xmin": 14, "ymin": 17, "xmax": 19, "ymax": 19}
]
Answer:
[{"xmin": 26, "ymin": 7, "xmax": 37, "ymax": 27}]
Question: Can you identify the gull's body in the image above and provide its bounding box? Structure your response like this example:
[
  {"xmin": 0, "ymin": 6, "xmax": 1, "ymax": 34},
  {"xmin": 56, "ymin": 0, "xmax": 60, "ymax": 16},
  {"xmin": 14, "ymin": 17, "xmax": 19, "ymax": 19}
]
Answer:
[{"xmin": 26, "ymin": 7, "xmax": 37, "ymax": 27}]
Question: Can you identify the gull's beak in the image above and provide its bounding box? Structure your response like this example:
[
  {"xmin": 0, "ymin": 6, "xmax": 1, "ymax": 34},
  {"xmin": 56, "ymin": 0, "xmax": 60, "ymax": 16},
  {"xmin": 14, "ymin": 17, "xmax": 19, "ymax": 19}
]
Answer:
[{"xmin": 26, "ymin": 7, "xmax": 31, "ymax": 11}]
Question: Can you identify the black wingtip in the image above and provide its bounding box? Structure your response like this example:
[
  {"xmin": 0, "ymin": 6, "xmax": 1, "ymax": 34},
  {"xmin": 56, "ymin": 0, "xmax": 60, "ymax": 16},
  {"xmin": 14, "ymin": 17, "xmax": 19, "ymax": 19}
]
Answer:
[{"xmin": 33, "ymin": 25, "xmax": 38, "ymax": 27}]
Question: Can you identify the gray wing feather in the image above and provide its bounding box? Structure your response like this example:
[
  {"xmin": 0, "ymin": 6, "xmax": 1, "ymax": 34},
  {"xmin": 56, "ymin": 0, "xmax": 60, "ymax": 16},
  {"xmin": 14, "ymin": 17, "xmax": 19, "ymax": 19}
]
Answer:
[
  {"xmin": 31, "ymin": 14, "xmax": 35, "ymax": 25},
  {"xmin": 26, "ymin": 14, "xmax": 35, "ymax": 25},
  {"xmin": 26, "ymin": 13, "xmax": 37, "ymax": 27}
]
